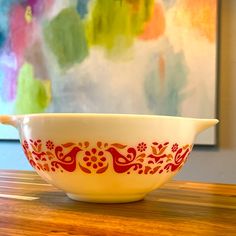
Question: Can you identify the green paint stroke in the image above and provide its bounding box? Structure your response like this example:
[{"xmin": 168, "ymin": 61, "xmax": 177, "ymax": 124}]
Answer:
[
  {"xmin": 86, "ymin": 0, "xmax": 154, "ymax": 55},
  {"xmin": 44, "ymin": 7, "xmax": 88, "ymax": 69},
  {"xmin": 15, "ymin": 63, "xmax": 50, "ymax": 114}
]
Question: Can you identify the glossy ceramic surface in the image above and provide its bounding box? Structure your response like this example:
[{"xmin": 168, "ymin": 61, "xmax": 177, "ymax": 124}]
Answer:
[{"xmin": 0, "ymin": 114, "xmax": 218, "ymax": 203}]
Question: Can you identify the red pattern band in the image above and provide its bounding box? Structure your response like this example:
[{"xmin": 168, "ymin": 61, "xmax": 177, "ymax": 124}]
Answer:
[{"xmin": 22, "ymin": 139, "xmax": 192, "ymax": 174}]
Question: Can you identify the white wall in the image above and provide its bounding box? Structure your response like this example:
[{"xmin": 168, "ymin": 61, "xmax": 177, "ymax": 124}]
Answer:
[{"xmin": 175, "ymin": 0, "xmax": 236, "ymax": 184}]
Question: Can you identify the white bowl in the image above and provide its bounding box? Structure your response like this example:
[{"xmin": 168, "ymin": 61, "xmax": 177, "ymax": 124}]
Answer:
[{"xmin": 0, "ymin": 113, "xmax": 218, "ymax": 203}]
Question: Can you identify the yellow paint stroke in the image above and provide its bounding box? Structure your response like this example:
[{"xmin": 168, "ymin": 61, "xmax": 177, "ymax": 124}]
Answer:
[
  {"xmin": 86, "ymin": 0, "xmax": 154, "ymax": 55},
  {"xmin": 25, "ymin": 5, "xmax": 33, "ymax": 23},
  {"xmin": 174, "ymin": 0, "xmax": 216, "ymax": 43},
  {"xmin": 41, "ymin": 80, "xmax": 51, "ymax": 105}
]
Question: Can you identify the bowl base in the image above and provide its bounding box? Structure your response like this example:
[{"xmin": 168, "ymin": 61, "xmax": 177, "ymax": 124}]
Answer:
[{"xmin": 66, "ymin": 193, "xmax": 146, "ymax": 203}]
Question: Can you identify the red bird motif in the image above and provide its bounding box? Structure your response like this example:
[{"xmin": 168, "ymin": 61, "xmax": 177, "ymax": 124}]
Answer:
[
  {"xmin": 106, "ymin": 147, "xmax": 142, "ymax": 173},
  {"xmin": 51, "ymin": 146, "xmax": 82, "ymax": 172}
]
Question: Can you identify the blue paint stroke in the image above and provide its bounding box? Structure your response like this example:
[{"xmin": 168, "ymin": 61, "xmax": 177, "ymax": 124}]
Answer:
[
  {"xmin": 0, "ymin": 0, "xmax": 18, "ymax": 49},
  {"xmin": 76, "ymin": 0, "xmax": 89, "ymax": 18},
  {"xmin": 0, "ymin": 31, "xmax": 6, "ymax": 48},
  {"xmin": 0, "ymin": 51, "xmax": 18, "ymax": 102},
  {"xmin": 144, "ymin": 48, "xmax": 188, "ymax": 116}
]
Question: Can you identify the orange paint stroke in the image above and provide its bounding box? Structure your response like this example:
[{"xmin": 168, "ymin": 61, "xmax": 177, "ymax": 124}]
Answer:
[
  {"xmin": 158, "ymin": 54, "xmax": 165, "ymax": 82},
  {"xmin": 139, "ymin": 3, "xmax": 166, "ymax": 41},
  {"xmin": 125, "ymin": 0, "xmax": 140, "ymax": 12},
  {"xmin": 174, "ymin": 0, "xmax": 216, "ymax": 43}
]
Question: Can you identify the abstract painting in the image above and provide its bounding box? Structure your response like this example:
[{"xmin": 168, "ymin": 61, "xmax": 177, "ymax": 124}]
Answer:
[{"xmin": 0, "ymin": 0, "xmax": 218, "ymax": 144}]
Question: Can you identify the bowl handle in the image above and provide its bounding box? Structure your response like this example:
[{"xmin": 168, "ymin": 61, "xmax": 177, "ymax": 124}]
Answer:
[{"xmin": 0, "ymin": 115, "xmax": 18, "ymax": 127}]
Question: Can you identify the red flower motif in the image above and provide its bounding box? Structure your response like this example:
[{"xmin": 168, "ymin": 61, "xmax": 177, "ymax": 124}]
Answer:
[
  {"xmin": 83, "ymin": 148, "xmax": 107, "ymax": 170},
  {"xmin": 171, "ymin": 143, "xmax": 178, "ymax": 152},
  {"xmin": 46, "ymin": 140, "xmax": 54, "ymax": 150},
  {"xmin": 137, "ymin": 142, "xmax": 147, "ymax": 152}
]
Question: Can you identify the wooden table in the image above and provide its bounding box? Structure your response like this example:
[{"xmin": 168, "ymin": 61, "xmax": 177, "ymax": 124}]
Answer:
[{"xmin": 0, "ymin": 170, "xmax": 235, "ymax": 236}]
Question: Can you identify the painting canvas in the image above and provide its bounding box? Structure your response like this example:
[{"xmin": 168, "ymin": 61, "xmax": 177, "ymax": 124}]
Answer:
[{"xmin": 0, "ymin": 0, "xmax": 218, "ymax": 145}]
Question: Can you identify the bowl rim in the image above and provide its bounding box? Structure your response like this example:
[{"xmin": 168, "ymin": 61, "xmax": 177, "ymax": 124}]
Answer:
[{"xmin": 5, "ymin": 113, "xmax": 218, "ymax": 122}]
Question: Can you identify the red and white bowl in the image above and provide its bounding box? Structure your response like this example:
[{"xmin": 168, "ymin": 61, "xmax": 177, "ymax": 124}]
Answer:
[{"xmin": 0, "ymin": 113, "xmax": 218, "ymax": 203}]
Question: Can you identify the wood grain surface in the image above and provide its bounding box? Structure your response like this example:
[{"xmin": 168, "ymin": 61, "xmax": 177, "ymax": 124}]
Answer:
[{"xmin": 0, "ymin": 170, "xmax": 235, "ymax": 236}]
